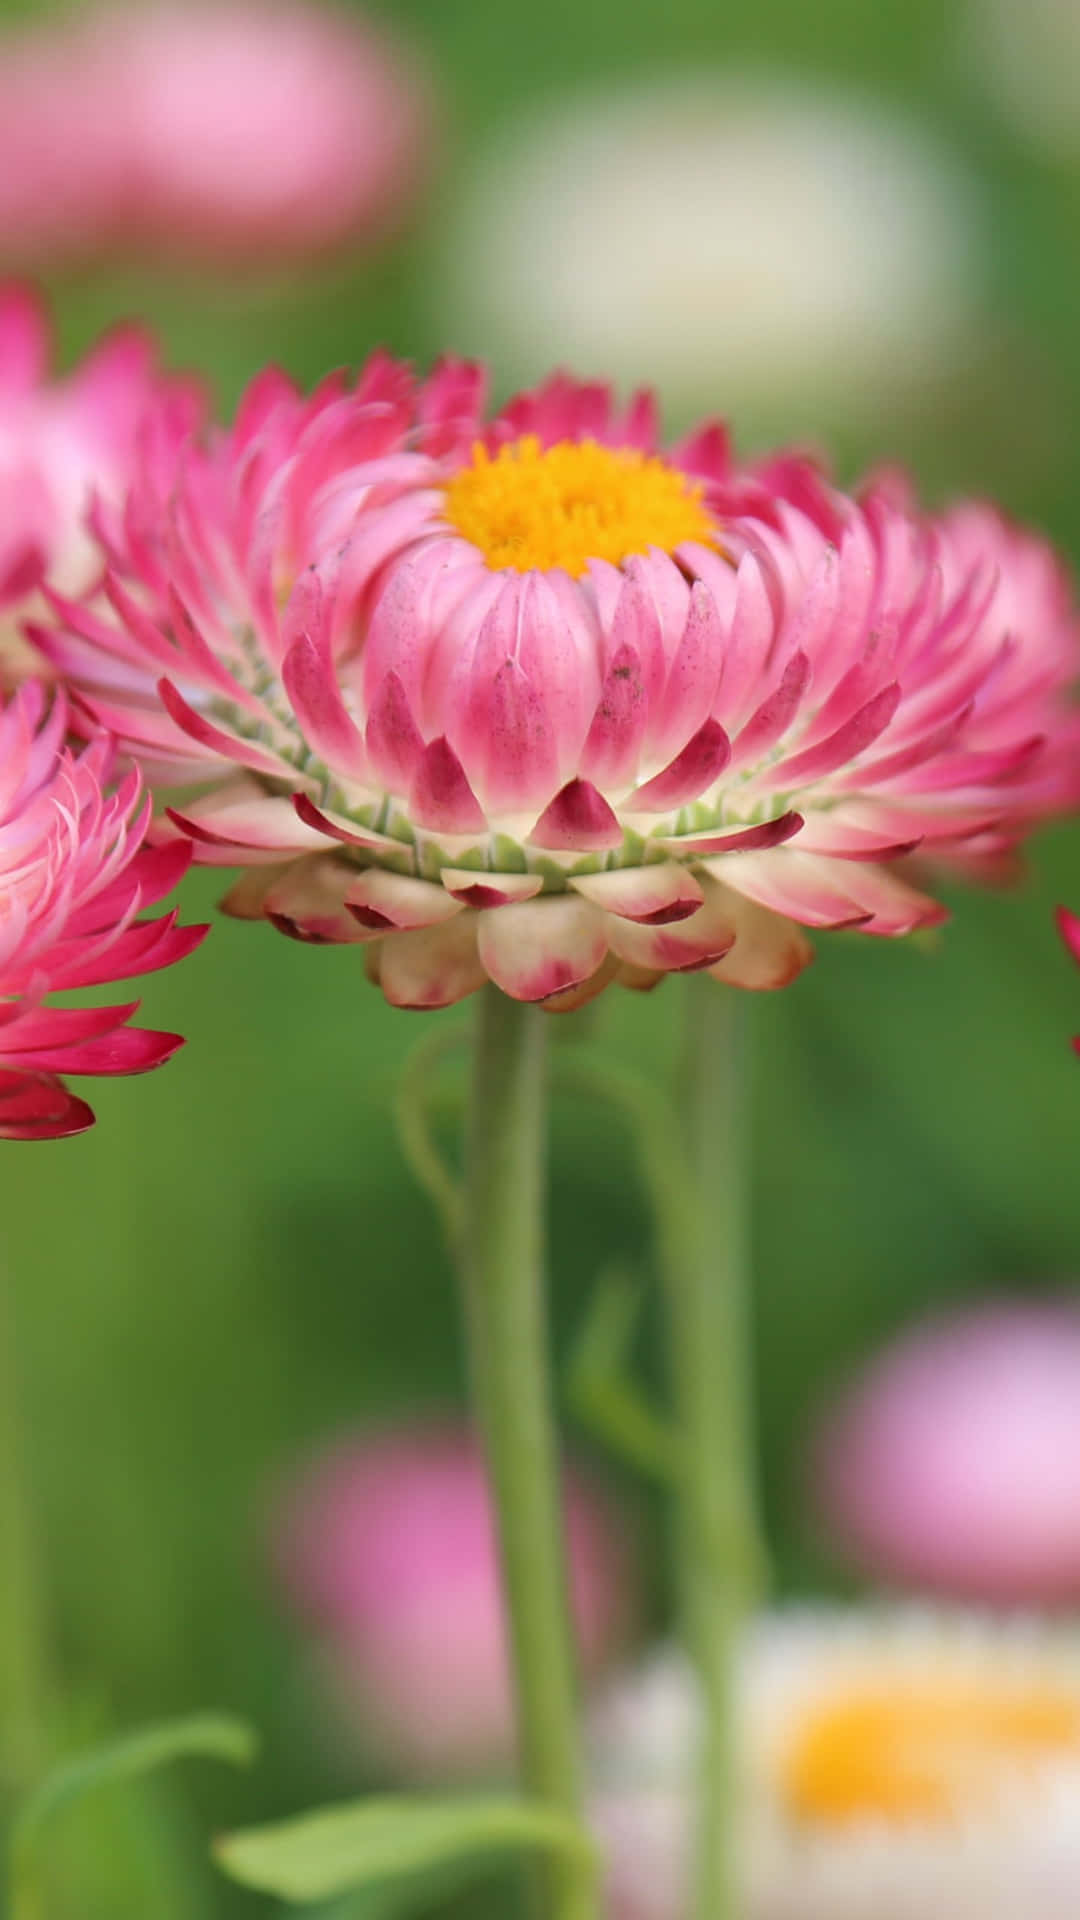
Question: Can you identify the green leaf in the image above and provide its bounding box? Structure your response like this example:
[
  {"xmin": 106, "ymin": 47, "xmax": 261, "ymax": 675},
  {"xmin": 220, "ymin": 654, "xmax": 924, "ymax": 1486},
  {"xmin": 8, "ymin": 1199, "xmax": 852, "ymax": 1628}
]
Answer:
[
  {"xmin": 12, "ymin": 1713, "xmax": 257, "ymax": 1878},
  {"xmin": 214, "ymin": 1794, "xmax": 595, "ymax": 1904}
]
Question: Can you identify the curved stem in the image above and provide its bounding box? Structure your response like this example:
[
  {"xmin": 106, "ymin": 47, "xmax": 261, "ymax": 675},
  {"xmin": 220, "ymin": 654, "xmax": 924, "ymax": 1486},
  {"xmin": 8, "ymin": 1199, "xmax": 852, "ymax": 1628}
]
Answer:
[
  {"xmin": 393, "ymin": 1024, "xmax": 469, "ymax": 1254},
  {"xmin": 462, "ymin": 987, "xmax": 596, "ymax": 1920},
  {"xmin": 670, "ymin": 976, "xmax": 764, "ymax": 1920}
]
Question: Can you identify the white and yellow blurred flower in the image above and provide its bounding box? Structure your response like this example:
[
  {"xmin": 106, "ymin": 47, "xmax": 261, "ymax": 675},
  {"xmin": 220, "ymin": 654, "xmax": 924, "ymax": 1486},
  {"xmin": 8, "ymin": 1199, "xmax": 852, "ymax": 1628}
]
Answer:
[
  {"xmin": 440, "ymin": 75, "xmax": 986, "ymax": 436},
  {"xmin": 589, "ymin": 1610, "xmax": 1080, "ymax": 1919}
]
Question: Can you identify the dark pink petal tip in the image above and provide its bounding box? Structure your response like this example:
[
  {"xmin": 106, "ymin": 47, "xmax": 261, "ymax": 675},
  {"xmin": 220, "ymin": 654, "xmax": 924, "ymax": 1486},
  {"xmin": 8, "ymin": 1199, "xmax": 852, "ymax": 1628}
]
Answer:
[{"xmin": 530, "ymin": 778, "xmax": 623, "ymax": 852}]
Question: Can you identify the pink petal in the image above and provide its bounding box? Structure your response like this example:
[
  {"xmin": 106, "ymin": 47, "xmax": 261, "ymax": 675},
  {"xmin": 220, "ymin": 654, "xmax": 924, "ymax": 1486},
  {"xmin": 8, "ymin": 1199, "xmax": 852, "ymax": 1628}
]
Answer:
[
  {"xmin": 728, "ymin": 650, "xmax": 812, "ymax": 771},
  {"xmin": 0, "ymin": 285, "xmax": 49, "ymax": 392},
  {"xmin": 570, "ymin": 864, "xmax": 704, "ymax": 925},
  {"xmin": 530, "ymin": 778, "xmax": 622, "ymax": 852},
  {"xmin": 345, "ymin": 870, "xmax": 462, "ymax": 931},
  {"xmin": 0, "ymin": 1002, "xmax": 137, "ymax": 1052},
  {"xmin": 6, "ymin": 1028, "xmax": 184, "ymax": 1076},
  {"xmin": 292, "ymin": 793, "xmax": 405, "ymax": 855},
  {"xmin": 476, "ymin": 896, "xmax": 609, "ymax": 1002},
  {"xmin": 602, "ymin": 884, "xmax": 737, "ymax": 974},
  {"xmin": 0, "ymin": 1070, "xmax": 96, "ymax": 1141},
  {"xmin": 376, "ymin": 915, "xmax": 488, "ymax": 1009},
  {"xmin": 439, "ymin": 870, "xmax": 544, "ymax": 910},
  {"xmin": 409, "ymin": 737, "xmax": 486, "ymax": 835},
  {"xmin": 282, "ymin": 633, "xmax": 368, "ymax": 781},
  {"xmin": 364, "ymin": 670, "xmax": 425, "ymax": 791},
  {"xmin": 760, "ymin": 683, "xmax": 902, "ymax": 790},
  {"xmin": 655, "ymin": 812, "xmax": 804, "ymax": 857},
  {"xmin": 581, "ymin": 641, "xmax": 648, "ymax": 791},
  {"xmin": 157, "ymin": 678, "xmax": 287, "ymax": 778},
  {"xmin": 629, "ymin": 719, "xmax": 731, "ymax": 811},
  {"xmin": 263, "ymin": 861, "xmax": 371, "ymax": 944},
  {"xmin": 709, "ymin": 894, "xmax": 815, "ymax": 990}
]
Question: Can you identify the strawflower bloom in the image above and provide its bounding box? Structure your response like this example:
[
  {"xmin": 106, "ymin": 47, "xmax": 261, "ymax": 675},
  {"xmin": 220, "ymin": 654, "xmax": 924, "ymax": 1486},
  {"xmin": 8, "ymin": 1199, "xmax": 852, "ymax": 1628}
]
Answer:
[
  {"xmin": 1057, "ymin": 906, "xmax": 1080, "ymax": 1052},
  {"xmin": 0, "ymin": 283, "xmax": 202, "ymax": 681},
  {"xmin": 269, "ymin": 1422, "xmax": 633, "ymax": 1779},
  {"xmin": 589, "ymin": 1613, "xmax": 1080, "ymax": 1920},
  {"xmin": 814, "ymin": 1299, "xmax": 1080, "ymax": 1605},
  {"xmin": 0, "ymin": 1, "xmax": 430, "ymax": 272},
  {"xmin": 0, "ymin": 680, "xmax": 205, "ymax": 1139},
  {"xmin": 38, "ymin": 360, "xmax": 1080, "ymax": 1011},
  {"xmin": 441, "ymin": 76, "xmax": 984, "ymax": 434}
]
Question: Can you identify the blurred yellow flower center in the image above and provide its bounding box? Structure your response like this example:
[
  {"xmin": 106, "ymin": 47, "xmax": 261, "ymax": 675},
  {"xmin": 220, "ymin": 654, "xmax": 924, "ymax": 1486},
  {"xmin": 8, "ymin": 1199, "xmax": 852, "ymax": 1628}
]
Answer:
[
  {"xmin": 443, "ymin": 435, "xmax": 713, "ymax": 575},
  {"xmin": 783, "ymin": 1680, "xmax": 1080, "ymax": 1827}
]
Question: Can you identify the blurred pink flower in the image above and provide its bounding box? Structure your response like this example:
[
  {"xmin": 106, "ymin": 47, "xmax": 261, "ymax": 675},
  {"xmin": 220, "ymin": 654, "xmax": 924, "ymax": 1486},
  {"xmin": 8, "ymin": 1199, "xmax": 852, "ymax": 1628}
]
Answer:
[
  {"xmin": 0, "ymin": 681, "xmax": 205, "ymax": 1139},
  {"xmin": 38, "ymin": 360, "xmax": 1080, "ymax": 1010},
  {"xmin": 0, "ymin": 284, "xmax": 201, "ymax": 664},
  {"xmin": 271, "ymin": 1422, "xmax": 634, "ymax": 1778},
  {"xmin": 1057, "ymin": 906, "xmax": 1080, "ymax": 1053},
  {"xmin": 0, "ymin": 2, "xmax": 430, "ymax": 271},
  {"xmin": 814, "ymin": 1300, "xmax": 1080, "ymax": 1605}
]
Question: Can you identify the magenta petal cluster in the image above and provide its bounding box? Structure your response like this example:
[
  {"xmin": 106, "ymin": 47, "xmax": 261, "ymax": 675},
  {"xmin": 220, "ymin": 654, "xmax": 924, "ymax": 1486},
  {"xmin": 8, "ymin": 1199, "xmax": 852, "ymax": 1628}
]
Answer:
[
  {"xmin": 813, "ymin": 1300, "xmax": 1080, "ymax": 1606},
  {"xmin": 0, "ymin": 681, "xmax": 206, "ymax": 1139},
  {"xmin": 0, "ymin": 2, "xmax": 429, "ymax": 272},
  {"xmin": 0, "ymin": 282, "xmax": 203, "ymax": 638},
  {"xmin": 39, "ymin": 358, "xmax": 1080, "ymax": 1011},
  {"xmin": 270, "ymin": 1422, "xmax": 632, "ymax": 1779}
]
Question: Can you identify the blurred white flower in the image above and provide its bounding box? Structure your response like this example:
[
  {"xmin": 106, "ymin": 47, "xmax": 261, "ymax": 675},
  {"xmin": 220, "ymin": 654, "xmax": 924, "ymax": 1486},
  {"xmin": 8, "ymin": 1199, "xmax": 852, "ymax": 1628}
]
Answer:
[
  {"xmin": 589, "ymin": 1612, "xmax": 1080, "ymax": 1920},
  {"xmin": 440, "ymin": 75, "xmax": 986, "ymax": 434},
  {"xmin": 965, "ymin": 0, "xmax": 1080, "ymax": 160}
]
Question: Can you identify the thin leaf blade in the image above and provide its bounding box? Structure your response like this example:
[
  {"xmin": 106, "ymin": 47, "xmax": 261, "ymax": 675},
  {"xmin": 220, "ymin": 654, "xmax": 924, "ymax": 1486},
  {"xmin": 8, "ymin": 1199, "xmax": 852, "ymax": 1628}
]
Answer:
[
  {"xmin": 14, "ymin": 1712, "xmax": 257, "ymax": 1867},
  {"xmin": 214, "ymin": 1794, "xmax": 595, "ymax": 1904}
]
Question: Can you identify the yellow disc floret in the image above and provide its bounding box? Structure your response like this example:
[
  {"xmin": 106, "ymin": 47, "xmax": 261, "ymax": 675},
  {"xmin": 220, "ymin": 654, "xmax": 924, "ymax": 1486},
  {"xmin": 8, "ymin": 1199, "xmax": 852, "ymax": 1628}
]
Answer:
[
  {"xmin": 443, "ymin": 434, "xmax": 714, "ymax": 576},
  {"xmin": 782, "ymin": 1680, "xmax": 1080, "ymax": 1828}
]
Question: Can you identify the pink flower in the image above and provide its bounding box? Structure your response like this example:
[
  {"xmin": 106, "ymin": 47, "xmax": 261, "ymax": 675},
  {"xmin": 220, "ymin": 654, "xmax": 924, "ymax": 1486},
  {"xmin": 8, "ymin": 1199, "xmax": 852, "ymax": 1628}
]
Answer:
[
  {"xmin": 0, "ymin": 2, "xmax": 430, "ymax": 271},
  {"xmin": 270, "ymin": 1422, "xmax": 634, "ymax": 1779},
  {"xmin": 38, "ymin": 361, "xmax": 1080, "ymax": 1011},
  {"xmin": 813, "ymin": 1300, "xmax": 1080, "ymax": 1606},
  {"xmin": 0, "ymin": 681, "xmax": 206, "ymax": 1139},
  {"xmin": 0, "ymin": 284, "xmax": 202, "ymax": 682},
  {"xmin": 1057, "ymin": 906, "xmax": 1080, "ymax": 1053}
]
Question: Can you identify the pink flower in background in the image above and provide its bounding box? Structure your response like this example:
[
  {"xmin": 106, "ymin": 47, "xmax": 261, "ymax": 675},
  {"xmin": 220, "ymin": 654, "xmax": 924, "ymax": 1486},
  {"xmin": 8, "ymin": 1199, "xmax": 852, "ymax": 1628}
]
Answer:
[
  {"xmin": 0, "ymin": 284, "xmax": 202, "ymax": 681},
  {"xmin": 0, "ymin": 2, "xmax": 431, "ymax": 271},
  {"xmin": 270, "ymin": 1423, "xmax": 633, "ymax": 1778},
  {"xmin": 814, "ymin": 1300, "xmax": 1080, "ymax": 1605},
  {"xmin": 0, "ymin": 681, "xmax": 205, "ymax": 1140},
  {"xmin": 1057, "ymin": 906, "xmax": 1080, "ymax": 1053},
  {"xmin": 39, "ymin": 359, "xmax": 1080, "ymax": 1010}
]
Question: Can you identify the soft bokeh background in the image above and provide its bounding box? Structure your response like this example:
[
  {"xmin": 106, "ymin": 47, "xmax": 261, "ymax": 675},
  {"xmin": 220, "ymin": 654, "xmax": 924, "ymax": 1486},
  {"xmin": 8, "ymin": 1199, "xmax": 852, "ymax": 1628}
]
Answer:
[{"xmin": 3, "ymin": 0, "xmax": 1080, "ymax": 1912}]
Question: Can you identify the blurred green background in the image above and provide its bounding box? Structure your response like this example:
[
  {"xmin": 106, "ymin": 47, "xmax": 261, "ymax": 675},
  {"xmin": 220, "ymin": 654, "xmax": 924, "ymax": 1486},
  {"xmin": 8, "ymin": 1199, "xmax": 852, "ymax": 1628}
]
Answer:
[{"xmin": 3, "ymin": 0, "xmax": 1080, "ymax": 1912}]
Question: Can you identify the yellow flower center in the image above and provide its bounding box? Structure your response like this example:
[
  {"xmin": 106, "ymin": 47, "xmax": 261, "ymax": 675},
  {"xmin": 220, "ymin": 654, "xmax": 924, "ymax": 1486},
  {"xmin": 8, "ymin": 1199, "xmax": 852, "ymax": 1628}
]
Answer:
[
  {"xmin": 783, "ymin": 1680, "xmax": 1080, "ymax": 1827},
  {"xmin": 442, "ymin": 435, "xmax": 714, "ymax": 576}
]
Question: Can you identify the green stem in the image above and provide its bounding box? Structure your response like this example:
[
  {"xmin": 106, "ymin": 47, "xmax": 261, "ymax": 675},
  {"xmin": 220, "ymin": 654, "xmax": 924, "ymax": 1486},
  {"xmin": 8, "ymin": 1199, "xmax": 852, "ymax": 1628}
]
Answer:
[
  {"xmin": 0, "ymin": 1281, "xmax": 51, "ymax": 1801},
  {"xmin": 463, "ymin": 987, "xmax": 595, "ymax": 1920},
  {"xmin": 668, "ymin": 976, "xmax": 764, "ymax": 1920}
]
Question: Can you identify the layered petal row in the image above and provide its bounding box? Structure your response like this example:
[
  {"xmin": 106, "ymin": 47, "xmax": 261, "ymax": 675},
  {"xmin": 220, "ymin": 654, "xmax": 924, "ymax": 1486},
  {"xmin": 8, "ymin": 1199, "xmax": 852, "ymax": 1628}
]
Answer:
[
  {"xmin": 38, "ymin": 358, "xmax": 1080, "ymax": 1009},
  {"xmin": 0, "ymin": 682, "xmax": 206, "ymax": 1138}
]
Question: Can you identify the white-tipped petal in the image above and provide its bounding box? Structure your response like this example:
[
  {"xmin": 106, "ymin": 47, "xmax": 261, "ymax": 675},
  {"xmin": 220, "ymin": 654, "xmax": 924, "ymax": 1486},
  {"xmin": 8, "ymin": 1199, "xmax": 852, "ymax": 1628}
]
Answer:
[{"xmin": 476, "ymin": 894, "xmax": 608, "ymax": 1002}]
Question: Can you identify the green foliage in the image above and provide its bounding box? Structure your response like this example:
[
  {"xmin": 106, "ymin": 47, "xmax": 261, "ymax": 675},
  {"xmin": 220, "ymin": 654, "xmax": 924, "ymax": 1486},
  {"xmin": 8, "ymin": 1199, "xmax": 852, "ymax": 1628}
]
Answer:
[
  {"xmin": 215, "ymin": 1794, "xmax": 594, "ymax": 1906},
  {"xmin": 9, "ymin": 1715, "xmax": 257, "ymax": 1917}
]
